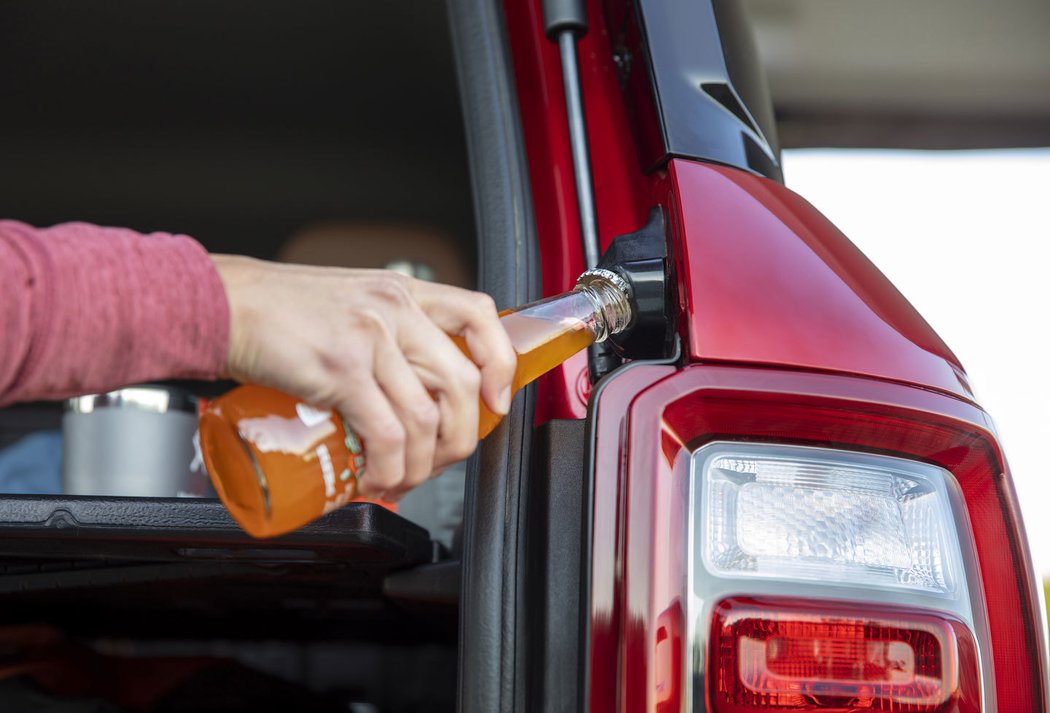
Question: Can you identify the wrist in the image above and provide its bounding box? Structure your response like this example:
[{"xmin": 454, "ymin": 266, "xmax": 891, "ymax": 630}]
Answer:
[{"xmin": 210, "ymin": 254, "xmax": 261, "ymax": 382}]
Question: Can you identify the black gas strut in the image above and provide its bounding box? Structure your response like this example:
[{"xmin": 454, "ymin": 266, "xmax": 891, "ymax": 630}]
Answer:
[
  {"xmin": 543, "ymin": 0, "xmax": 600, "ymax": 271},
  {"xmin": 543, "ymin": 0, "xmax": 624, "ymax": 380}
]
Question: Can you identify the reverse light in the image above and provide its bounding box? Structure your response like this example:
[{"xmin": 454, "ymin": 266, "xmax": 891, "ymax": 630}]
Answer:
[
  {"xmin": 698, "ymin": 443, "xmax": 964, "ymax": 595},
  {"xmin": 709, "ymin": 597, "xmax": 980, "ymax": 713}
]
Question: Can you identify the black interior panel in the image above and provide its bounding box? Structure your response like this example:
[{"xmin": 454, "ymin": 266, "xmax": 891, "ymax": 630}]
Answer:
[{"xmin": 0, "ymin": 0, "xmax": 475, "ymax": 264}]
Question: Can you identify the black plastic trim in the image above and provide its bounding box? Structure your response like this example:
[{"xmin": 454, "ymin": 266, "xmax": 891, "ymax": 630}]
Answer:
[
  {"xmin": 447, "ymin": 0, "xmax": 542, "ymax": 711},
  {"xmin": 524, "ymin": 419, "xmax": 587, "ymax": 713},
  {"xmin": 597, "ymin": 207, "xmax": 674, "ymax": 360},
  {"xmin": 0, "ymin": 496, "xmax": 432, "ymax": 564},
  {"xmin": 0, "ymin": 497, "xmax": 441, "ymax": 640},
  {"xmin": 607, "ymin": 0, "xmax": 783, "ymax": 181},
  {"xmin": 384, "ymin": 559, "xmax": 462, "ymax": 607}
]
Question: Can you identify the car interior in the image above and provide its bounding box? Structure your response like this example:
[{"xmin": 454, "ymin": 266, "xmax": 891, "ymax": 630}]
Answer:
[{"xmin": 0, "ymin": 1, "xmax": 475, "ymax": 711}]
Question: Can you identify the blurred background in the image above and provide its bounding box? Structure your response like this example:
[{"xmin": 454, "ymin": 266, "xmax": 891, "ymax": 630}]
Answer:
[
  {"xmin": 742, "ymin": 0, "xmax": 1050, "ymax": 604},
  {"xmin": 0, "ymin": 0, "xmax": 477, "ymax": 273}
]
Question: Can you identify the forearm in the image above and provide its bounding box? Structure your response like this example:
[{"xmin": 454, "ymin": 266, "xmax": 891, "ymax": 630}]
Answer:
[{"xmin": 0, "ymin": 220, "xmax": 229, "ymax": 406}]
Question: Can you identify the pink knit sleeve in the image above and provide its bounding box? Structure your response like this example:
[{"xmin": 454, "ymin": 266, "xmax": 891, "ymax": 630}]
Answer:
[{"xmin": 0, "ymin": 221, "xmax": 230, "ymax": 406}]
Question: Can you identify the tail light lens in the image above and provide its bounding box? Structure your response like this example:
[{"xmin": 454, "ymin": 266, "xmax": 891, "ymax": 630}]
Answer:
[
  {"xmin": 699, "ymin": 443, "xmax": 963, "ymax": 595},
  {"xmin": 694, "ymin": 442, "xmax": 981, "ymax": 711},
  {"xmin": 709, "ymin": 597, "xmax": 981, "ymax": 713}
]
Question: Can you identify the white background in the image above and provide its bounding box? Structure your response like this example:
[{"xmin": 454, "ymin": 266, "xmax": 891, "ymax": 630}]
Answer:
[{"xmin": 782, "ymin": 149, "xmax": 1050, "ymax": 579}]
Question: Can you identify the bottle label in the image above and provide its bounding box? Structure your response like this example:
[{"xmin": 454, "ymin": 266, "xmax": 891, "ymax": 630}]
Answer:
[{"xmin": 296, "ymin": 402, "xmax": 331, "ymax": 428}]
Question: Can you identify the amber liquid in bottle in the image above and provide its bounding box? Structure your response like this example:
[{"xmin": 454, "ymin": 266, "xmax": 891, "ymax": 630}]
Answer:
[
  {"xmin": 200, "ymin": 269, "xmax": 631, "ymax": 538},
  {"xmin": 465, "ymin": 310, "xmax": 595, "ymax": 439}
]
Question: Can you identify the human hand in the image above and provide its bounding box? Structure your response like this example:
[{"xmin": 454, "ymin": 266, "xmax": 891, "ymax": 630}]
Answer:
[{"xmin": 210, "ymin": 255, "xmax": 516, "ymax": 500}]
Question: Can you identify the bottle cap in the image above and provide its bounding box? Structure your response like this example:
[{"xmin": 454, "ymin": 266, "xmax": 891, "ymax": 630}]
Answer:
[{"xmin": 576, "ymin": 267, "xmax": 632, "ymax": 298}]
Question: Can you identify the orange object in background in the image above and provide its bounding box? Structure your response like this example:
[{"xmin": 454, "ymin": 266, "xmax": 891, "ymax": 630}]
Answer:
[{"xmin": 200, "ymin": 269, "xmax": 632, "ymax": 538}]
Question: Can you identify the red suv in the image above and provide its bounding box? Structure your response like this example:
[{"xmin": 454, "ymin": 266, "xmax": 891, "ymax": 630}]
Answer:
[{"xmin": 0, "ymin": 0, "xmax": 1044, "ymax": 711}]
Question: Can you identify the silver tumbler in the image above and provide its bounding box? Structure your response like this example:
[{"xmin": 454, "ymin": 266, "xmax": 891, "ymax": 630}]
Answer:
[{"xmin": 62, "ymin": 385, "xmax": 209, "ymax": 497}]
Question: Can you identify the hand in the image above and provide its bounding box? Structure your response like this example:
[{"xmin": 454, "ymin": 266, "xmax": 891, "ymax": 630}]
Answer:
[{"xmin": 211, "ymin": 255, "xmax": 516, "ymax": 500}]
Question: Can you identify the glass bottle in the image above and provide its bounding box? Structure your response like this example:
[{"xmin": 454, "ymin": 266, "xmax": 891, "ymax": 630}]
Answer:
[{"xmin": 199, "ymin": 268, "xmax": 632, "ymax": 538}]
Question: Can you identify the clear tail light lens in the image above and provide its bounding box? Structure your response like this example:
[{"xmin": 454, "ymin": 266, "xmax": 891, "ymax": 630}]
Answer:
[
  {"xmin": 709, "ymin": 597, "xmax": 981, "ymax": 713},
  {"xmin": 698, "ymin": 443, "xmax": 964, "ymax": 595}
]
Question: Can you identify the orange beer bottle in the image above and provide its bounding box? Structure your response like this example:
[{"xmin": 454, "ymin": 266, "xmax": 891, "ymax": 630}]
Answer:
[{"xmin": 199, "ymin": 269, "xmax": 632, "ymax": 538}]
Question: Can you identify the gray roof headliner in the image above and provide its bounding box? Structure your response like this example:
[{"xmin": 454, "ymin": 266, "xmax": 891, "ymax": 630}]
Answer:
[{"xmin": 745, "ymin": 0, "xmax": 1050, "ymax": 147}]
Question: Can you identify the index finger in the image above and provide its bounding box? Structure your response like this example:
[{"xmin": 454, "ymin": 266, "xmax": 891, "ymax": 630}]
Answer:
[{"xmin": 410, "ymin": 283, "xmax": 517, "ymax": 416}]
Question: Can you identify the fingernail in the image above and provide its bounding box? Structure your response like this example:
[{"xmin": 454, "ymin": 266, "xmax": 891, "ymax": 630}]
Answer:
[{"xmin": 497, "ymin": 386, "xmax": 512, "ymax": 415}]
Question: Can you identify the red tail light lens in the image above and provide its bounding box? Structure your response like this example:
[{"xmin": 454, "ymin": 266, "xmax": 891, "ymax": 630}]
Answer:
[{"xmin": 709, "ymin": 598, "xmax": 981, "ymax": 713}]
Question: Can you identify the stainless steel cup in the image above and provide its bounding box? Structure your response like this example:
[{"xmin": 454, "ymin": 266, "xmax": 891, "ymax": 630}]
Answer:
[{"xmin": 62, "ymin": 385, "xmax": 209, "ymax": 497}]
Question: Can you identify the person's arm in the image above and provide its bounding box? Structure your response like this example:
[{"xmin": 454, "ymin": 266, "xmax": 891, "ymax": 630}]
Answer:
[
  {"xmin": 0, "ymin": 221, "xmax": 515, "ymax": 500},
  {"xmin": 0, "ymin": 220, "xmax": 228, "ymax": 405}
]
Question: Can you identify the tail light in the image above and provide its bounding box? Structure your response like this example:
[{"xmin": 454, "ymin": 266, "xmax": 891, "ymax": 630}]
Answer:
[
  {"xmin": 587, "ymin": 366, "xmax": 1047, "ymax": 713},
  {"xmin": 709, "ymin": 597, "xmax": 981, "ymax": 712},
  {"xmin": 694, "ymin": 442, "xmax": 982, "ymax": 712}
]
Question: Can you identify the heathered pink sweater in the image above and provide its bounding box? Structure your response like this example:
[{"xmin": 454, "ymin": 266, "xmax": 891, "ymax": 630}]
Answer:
[{"xmin": 0, "ymin": 221, "xmax": 229, "ymax": 406}]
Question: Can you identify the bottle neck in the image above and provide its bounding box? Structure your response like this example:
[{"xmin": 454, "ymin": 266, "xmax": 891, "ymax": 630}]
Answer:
[
  {"xmin": 574, "ymin": 269, "xmax": 633, "ymax": 342},
  {"xmin": 500, "ymin": 268, "xmax": 633, "ymax": 352}
]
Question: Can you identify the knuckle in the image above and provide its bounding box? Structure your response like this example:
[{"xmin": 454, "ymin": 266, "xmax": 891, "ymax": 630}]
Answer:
[
  {"xmin": 410, "ymin": 400, "xmax": 440, "ymax": 430},
  {"xmin": 323, "ymin": 369, "xmax": 377, "ymax": 409},
  {"xmin": 318, "ymin": 342, "xmax": 360, "ymax": 377},
  {"xmin": 448, "ymin": 432, "xmax": 478, "ymax": 462},
  {"xmin": 372, "ymin": 274, "xmax": 411, "ymax": 307},
  {"xmin": 348, "ymin": 308, "xmax": 389, "ymax": 336},
  {"xmin": 367, "ymin": 467, "xmax": 401, "ymax": 492},
  {"xmin": 472, "ymin": 292, "xmax": 498, "ymax": 316},
  {"xmin": 403, "ymin": 467, "xmax": 430, "ymax": 490},
  {"xmin": 458, "ymin": 363, "xmax": 482, "ymax": 392},
  {"xmin": 371, "ymin": 419, "xmax": 406, "ymax": 451},
  {"xmin": 496, "ymin": 348, "xmax": 518, "ymax": 374}
]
